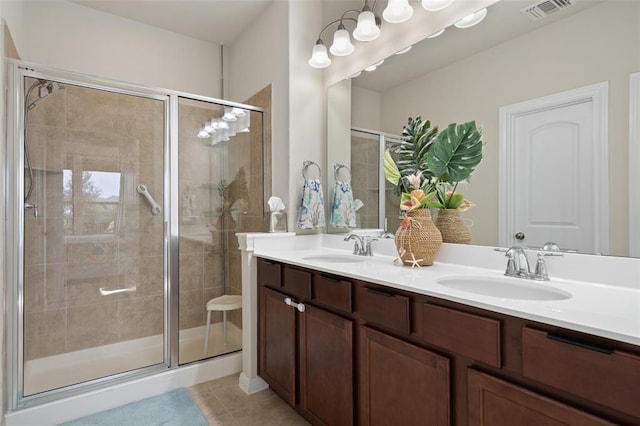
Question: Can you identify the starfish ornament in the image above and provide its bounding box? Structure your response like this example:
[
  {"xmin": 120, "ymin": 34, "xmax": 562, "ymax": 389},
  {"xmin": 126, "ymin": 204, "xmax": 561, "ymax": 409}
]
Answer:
[{"xmin": 404, "ymin": 252, "xmax": 423, "ymax": 268}]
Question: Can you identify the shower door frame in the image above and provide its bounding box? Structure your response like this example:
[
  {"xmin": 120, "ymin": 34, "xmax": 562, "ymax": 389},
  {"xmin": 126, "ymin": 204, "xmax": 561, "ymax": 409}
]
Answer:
[{"xmin": 4, "ymin": 60, "xmax": 265, "ymax": 411}]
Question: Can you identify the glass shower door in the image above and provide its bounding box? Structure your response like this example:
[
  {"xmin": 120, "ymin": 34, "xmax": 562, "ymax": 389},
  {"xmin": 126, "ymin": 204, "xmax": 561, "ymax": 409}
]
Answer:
[
  {"xmin": 22, "ymin": 77, "xmax": 168, "ymax": 396},
  {"xmin": 177, "ymin": 97, "xmax": 264, "ymax": 364}
]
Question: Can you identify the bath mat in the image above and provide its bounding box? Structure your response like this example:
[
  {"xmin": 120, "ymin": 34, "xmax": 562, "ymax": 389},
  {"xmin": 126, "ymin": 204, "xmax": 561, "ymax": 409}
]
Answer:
[{"xmin": 59, "ymin": 388, "xmax": 207, "ymax": 426}]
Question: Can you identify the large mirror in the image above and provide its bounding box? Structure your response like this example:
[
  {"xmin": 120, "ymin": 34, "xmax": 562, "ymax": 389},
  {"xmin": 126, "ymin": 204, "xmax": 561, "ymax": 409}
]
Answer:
[{"xmin": 327, "ymin": 0, "xmax": 640, "ymax": 257}]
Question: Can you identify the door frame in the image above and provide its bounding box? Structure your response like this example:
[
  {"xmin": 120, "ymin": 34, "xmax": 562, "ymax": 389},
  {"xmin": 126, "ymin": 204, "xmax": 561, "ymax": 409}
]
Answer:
[
  {"xmin": 629, "ymin": 72, "xmax": 640, "ymax": 257},
  {"xmin": 498, "ymin": 82, "xmax": 609, "ymax": 253}
]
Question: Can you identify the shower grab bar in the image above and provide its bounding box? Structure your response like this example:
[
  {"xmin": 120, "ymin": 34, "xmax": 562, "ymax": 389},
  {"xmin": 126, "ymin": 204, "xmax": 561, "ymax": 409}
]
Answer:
[
  {"xmin": 99, "ymin": 286, "xmax": 136, "ymax": 296},
  {"xmin": 136, "ymin": 184, "xmax": 162, "ymax": 215}
]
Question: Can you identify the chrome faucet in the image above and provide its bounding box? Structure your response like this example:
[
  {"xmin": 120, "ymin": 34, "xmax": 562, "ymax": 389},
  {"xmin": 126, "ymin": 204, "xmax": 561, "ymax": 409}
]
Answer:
[
  {"xmin": 506, "ymin": 246, "xmax": 531, "ymax": 278},
  {"xmin": 496, "ymin": 246, "xmax": 563, "ymax": 280},
  {"xmin": 344, "ymin": 234, "xmax": 377, "ymax": 256},
  {"xmin": 344, "ymin": 234, "xmax": 364, "ymax": 255}
]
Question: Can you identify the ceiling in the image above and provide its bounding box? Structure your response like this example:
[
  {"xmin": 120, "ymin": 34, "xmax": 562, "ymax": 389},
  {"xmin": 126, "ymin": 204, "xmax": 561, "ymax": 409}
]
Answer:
[
  {"xmin": 352, "ymin": 0, "xmax": 603, "ymax": 92},
  {"xmin": 72, "ymin": 0, "xmax": 274, "ymax": 45}
]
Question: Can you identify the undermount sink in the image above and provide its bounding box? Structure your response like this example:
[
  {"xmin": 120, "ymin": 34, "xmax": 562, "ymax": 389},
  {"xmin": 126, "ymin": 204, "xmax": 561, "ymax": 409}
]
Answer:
[
  {"xmin": 301, "ymin": 254, "xmax": 366, "ymax": 264},
  {"xmin": 436, "ymin": 276, "xmax": 572, "ymax": 301}
]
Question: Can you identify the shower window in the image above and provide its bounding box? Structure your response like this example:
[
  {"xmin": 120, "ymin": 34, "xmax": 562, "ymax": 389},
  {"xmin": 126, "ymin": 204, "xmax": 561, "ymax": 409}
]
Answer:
[{"xmin": 63, "ymin": 169, "xmax": 122, "ymax": 235}]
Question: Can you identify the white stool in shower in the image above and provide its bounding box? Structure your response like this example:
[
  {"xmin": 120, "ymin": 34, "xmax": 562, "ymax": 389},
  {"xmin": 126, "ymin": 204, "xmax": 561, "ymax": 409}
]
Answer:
[{"xmin": 204, "ymin": 294, "xmax": 242, "ymax": 356}]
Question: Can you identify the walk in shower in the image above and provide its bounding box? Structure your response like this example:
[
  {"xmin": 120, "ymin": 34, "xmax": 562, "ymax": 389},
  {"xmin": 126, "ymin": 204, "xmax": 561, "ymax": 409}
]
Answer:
[{"xmin": 6, "ymin": 62, "xmax": 265, "ymax": 408}]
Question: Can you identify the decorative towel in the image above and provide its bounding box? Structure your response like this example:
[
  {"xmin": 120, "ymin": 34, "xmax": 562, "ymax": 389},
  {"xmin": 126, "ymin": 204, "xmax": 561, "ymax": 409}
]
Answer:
[
  {"xmin": 330, "ymin": 181, "xmax": 356, "ymax": 228},
  {"xmin": 297, "ymin": 179, "xmax": 326, "ymax": 229}
]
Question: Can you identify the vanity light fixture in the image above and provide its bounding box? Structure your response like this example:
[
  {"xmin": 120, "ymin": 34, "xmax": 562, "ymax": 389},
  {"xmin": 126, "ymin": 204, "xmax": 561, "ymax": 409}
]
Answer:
[
  {"xmin": 383, "ymin": 0, "xmax": 414, "ymax": 23},
  {"xmin": 197, "ymin": 108, "xmax": 250, "ymax": 140},
  {"xmin": 427, "ymin": 28, "xmax": 446, "ymax": 38},
  {"xmin": 309, "ymin": 15, "xmax": 358, "ymax": 68},
  {"xmin": 308, "ymin": 40, "xmax": 332, "ymax": 68},
  {"xmin": 353, "ymin": 0, "xmax": 381, "ymax": 42},
  {"xmin": 422, "ymin": 0, "xmax": 454, "ymax": 12},
  {"xmin": 454, "ymin": 7, "xmax": 487, "ymax": 28},
  {"xmin": 330, "ymin": 22, "xmax": 356, "ymax": 56},
  {"xmin": 222, "ymin": 107, "xmax": 238, "ymax": 121}
]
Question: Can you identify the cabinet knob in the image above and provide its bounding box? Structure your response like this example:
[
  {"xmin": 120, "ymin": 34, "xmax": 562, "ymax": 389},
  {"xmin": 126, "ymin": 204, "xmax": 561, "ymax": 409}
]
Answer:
[{"xmin": 515, "ymin": 232, "xmax": 525, "ymax": 240}]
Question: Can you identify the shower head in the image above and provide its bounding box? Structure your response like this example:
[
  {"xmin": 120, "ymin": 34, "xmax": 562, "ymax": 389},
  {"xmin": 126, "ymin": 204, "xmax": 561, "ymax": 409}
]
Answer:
[{"xmin": 26, "ymin": 80, "xmax": 64, "ymax": 111}]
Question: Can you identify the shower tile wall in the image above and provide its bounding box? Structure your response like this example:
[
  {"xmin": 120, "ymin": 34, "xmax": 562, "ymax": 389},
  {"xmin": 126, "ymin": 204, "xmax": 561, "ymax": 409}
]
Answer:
[
  {"xmin": 24, "ymin": 80, "xmax": 165, "ymax": 361},
  {"xmin": 351, "ymin": 135, "xmax": 379, "ymax": 229}
]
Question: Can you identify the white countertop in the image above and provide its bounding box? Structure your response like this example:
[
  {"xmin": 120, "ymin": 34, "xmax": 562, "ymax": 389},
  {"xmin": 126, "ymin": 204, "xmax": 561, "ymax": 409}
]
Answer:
[{"xmin": 249, "ymin": 234, "xmax": 640, "ymax": 346}]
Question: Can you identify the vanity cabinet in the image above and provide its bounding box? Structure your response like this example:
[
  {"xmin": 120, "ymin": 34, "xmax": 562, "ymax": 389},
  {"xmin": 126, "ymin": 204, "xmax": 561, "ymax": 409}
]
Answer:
[
  {"xmin": 258, "ymin": 259, "xmax": 354, "ymax": 425},
  {"xmin": 257, "ymin": 258, "xmax": 639, "ymax": 426},
  {"xmin": 467, "ymin": 369, "xmax": 614, "ymax": 425},
  {"xmin": 359, "ymin": 326, "xmax": 450, "ymax": 425}
]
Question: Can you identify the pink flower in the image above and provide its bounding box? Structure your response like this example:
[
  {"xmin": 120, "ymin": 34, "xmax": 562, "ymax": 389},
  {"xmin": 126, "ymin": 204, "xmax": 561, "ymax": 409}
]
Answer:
[{"xmin": 406, "ymin": 173, "xmax": 422, "ymax": 190}]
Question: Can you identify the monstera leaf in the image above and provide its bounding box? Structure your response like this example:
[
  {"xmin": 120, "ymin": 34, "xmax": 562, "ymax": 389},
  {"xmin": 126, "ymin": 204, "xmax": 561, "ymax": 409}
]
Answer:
[{"xmin": 427, "ymin": 121, "xmax": 483, "ymax": 183}]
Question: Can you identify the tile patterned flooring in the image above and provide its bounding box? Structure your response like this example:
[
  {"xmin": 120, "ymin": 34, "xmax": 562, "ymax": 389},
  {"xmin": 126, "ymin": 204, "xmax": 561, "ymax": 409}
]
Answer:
[{"xmin": 188, "ymin": 374, "xmax": 310, "ymax": 425}]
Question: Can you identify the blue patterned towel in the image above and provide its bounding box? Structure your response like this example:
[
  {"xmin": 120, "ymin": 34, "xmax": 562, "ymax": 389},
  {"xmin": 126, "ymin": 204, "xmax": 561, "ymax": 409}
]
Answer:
[
  {"xmin": 297, "ymin": 179, "xmax": 326, "ymax": 229},
  {"xmin": 330, "ymin": 181, "xmax": 356, "ymax": 228}
]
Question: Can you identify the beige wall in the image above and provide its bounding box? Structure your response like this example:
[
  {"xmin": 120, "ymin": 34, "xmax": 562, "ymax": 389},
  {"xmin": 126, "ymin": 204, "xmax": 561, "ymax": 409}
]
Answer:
[
  {"xmin": 2, "ymin": 0, "xmax": 221, "ymax": 97},
  {"xmin": 378, "ymin": 1, "xmax": 640, "ymax": 256}
]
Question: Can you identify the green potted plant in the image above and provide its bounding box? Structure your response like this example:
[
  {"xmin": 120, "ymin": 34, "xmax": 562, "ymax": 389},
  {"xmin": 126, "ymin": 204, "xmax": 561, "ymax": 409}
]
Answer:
[{"xmin": 384, "ymin": 118, "xmax": 483, "ymax": 249}]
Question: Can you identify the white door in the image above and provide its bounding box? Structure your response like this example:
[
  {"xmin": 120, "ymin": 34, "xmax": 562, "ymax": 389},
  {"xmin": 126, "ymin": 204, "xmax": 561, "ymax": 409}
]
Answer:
[{"xmin": 499, "ymin": 83, "xmax": 609, "ymax": 254}]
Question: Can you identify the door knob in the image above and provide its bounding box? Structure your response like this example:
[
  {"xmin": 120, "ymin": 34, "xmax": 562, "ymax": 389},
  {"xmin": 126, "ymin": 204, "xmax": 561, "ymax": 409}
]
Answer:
[{"xmin": 514, "ymin": 232, "xmax": 525, "ymax": 240}]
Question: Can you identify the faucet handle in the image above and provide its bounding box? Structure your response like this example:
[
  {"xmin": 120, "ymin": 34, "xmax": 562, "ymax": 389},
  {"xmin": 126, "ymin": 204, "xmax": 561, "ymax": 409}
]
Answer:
[
  {"xmin": 364, "ymin": 237, "xmax": 378, "ymax": 256},
  {"xmin": 533, "ymin": 251, "xmax": 563, "ymax": 280}
]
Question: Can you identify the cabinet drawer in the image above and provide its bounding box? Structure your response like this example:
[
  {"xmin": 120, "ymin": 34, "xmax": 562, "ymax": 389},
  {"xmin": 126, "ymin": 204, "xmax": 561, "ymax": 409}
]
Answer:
[
  {"xmin": 358, "ymin": 285, "xmax": 411, "ymax": 335},
  {"xmin": 282, "ymin": 266, "xmax": 312, "ymax": 299},
  {"xmin": 258, "ymin": 258, "xmax": 281, "ymax": 288},
  {"xmin": 468, "ymin": 369, "xmax": 614, "ymax": 426},
  {"xmin": 522, "ymin": 327, "xmax": 640, "ymax": 418},
  {"xmin": 423, "ymin": 303, "xmax": 501, "ymax": 367},
  {"xmin": 314, "ymin": 274, "xmax": 352, "ymax": 313}
]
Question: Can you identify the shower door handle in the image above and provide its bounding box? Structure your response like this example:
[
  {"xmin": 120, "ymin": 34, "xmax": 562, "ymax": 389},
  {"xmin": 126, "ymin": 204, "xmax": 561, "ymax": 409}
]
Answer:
[
  {"xmin": 24, "ymin": 202, "xmax": 38, "ymax": 217},
  {"xmin": 99, "ymin": 287, "xmax": 136, "ymax": 296}
]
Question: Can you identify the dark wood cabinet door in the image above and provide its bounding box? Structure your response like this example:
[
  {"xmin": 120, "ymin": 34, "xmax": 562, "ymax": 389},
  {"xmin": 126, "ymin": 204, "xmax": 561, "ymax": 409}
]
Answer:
[
  {"xmin": 467, "ymin": 369, "xmax": 614, "ymax": 426},
  {"xmin": 259, "ymin": 286, "xmax": 296, "ymax": 405},
  {"xmin": 299, "ymin": 304, "xmax": 354, "ymax": 425},
  {"xmin": 360, "ymin": 326, "xmax": 450, "ymax": 426}
]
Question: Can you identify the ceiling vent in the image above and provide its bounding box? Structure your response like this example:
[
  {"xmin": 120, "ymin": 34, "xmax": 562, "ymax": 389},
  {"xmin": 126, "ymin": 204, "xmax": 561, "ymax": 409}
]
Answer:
[{"xmin": 521, "ymin": 0, "xmax": 575, "ymax": 20}]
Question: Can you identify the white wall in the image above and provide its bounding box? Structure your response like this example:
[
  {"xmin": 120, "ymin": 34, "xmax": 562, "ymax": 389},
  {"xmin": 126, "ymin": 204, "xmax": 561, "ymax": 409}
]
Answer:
[
  {"xmin": 351, "ymin": 86, "xmax": 381, "ymax": 130},
  {"xmin": 228, "ymin": 0, "xmax": 289, "ymax": 211},
  {"xmin": 380, "ymin": 1, "xmax": 639, "ymax": 255},
  {"xmin": 2, "ymin": 0, "xmax": 221, "ymax": 97},
  {"xmin": 229, "ymin": 0, "xmax": 324, "ymax": 232}
]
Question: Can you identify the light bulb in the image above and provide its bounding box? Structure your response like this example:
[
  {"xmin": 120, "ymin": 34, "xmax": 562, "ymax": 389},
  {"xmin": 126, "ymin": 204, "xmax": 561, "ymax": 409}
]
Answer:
[
  {"xmin": 383, "ymin": 0, "xmax": 413, "ymax": 23},
  {"xmin": 222, "ymin": 108, "xmax": 237, "ymax": 122},
  {"xmin": 427, "ymin": 28, "xmax": 445, "ymax": 38},
  {"xmin": 422, "ymin": 0, "xmax": 454, "ymax": 12},
  {"xmin": 330, "ymin": 25, "xmax": 355, "ymax": 56},
  {"xmin": 308, "ymin": 40, "xmax": 332, "ymax": 68},
  {"xmin": 197, "ymin": 129, "xmax": 210, "ymax": 139},
  {"xmin": 454, "ymin": 8, "xmax": 487, "ymax": 29},
  {"xmin": 353, "ymin": 10, "xmax": 380, "ymax": 42},
  {"xmin": 395, "ymin": 46, "xmax": 412, "ymax": 55}
]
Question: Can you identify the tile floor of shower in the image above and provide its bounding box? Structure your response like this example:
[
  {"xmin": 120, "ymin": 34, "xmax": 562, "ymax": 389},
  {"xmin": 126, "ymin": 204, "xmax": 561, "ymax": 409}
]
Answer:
[{"xmin": 24, "ymin": 323, "xmax": 242, "ymax": 396}]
